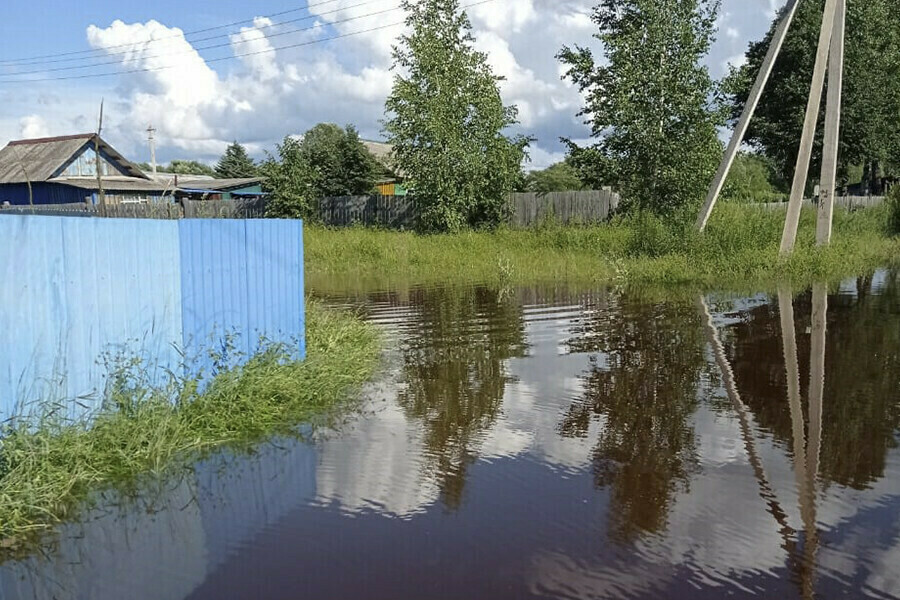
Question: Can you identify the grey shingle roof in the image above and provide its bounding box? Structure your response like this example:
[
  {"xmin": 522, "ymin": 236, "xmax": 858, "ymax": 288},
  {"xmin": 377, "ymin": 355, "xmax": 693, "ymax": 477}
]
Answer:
[
  {"xmin": 52, "ymin": 177, "xmax": 171, "ymax": 192},
  {"xmin": 0, "ymin": 134, "xmax": 148, "ymax": 184},
  {"xmin": 176, "ymin": 177, "xmax": 262, "ymax": 191}
]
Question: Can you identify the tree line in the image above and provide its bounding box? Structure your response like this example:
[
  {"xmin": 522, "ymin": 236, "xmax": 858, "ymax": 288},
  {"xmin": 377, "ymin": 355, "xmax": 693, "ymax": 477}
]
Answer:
[{"xmin": 158, "ymin": 0, "xmax": 900, "ymax": 231}]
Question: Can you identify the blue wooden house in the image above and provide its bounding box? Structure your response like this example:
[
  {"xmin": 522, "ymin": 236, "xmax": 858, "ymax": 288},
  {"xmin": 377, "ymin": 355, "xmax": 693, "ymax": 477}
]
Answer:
[{"xmin": 0, "ymin": 133, "xmax": 170, "ymax": 205}]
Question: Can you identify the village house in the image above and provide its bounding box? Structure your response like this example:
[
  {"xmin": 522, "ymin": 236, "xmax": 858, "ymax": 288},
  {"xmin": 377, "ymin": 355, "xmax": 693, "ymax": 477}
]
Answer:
[
  {"xmin": 0, "ymin": 133, "xmax": 171, "ymax": 205},
  {"xmin": 362, "ymin": 140, "xmax": 407, "ymax": 196},
  {"xmin": 0, "ymin": 133, "xmax": 264, "ymax": 206}
]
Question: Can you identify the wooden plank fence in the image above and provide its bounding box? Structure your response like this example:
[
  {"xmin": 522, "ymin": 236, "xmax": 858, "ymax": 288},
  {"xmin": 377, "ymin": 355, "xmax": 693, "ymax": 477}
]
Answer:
[
  {"xmin": 0, "ymin": 198, "xmax": 267, "ymax": 219},
  {"xmin": 316, "ymin": 190, "xmax": 621, "ymax": 229},
  {"xmin": 508, "ymin": 190, "xmax": 619, "ymax": 227},
  {"xmin": 759, "ymin": 196, "xmax": 884, "ymax": 211},
  {"xmin": 318, "ymin": 195, "xmax": 416, "ymax": 228}
]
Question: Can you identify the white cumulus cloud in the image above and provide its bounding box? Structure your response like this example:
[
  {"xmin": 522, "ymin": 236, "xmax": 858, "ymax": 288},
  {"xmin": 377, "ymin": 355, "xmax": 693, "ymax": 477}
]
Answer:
[{"xmin": 0, "ymin": 0, "xmax": 785, "ymax": 170}]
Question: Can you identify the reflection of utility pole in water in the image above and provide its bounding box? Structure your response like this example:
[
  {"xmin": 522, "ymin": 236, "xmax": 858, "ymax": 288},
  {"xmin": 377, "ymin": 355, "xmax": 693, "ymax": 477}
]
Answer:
[
  {"xmin": 779, "ymin": 284, "xmax": 827, "ymax": 600},
  {"xmin": 698, "ymin": 298, "xmax": 794, "ymax": 538},
  {"xmin": 703, "ymin": 287, "xmax": 829, "ymax": 600}
]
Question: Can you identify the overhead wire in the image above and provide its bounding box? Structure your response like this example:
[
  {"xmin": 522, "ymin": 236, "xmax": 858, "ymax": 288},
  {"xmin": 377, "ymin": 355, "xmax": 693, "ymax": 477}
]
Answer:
[
  {"xmin": 0, "ymin": 0, "xmax": 401, "ymax": 77},
  {"xmin": 0, "ymin": 0, "xmax": 348, "ymax": 65},
  {"xmin": 0, "ymin": 0, "xmax": 501, "ymax": 85}
]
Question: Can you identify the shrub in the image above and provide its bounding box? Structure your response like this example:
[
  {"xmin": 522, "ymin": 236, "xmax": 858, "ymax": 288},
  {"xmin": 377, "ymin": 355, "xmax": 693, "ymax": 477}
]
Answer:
[{"xmin": 887, "ymin": 186, "xmax": 900, "ymax": 235}]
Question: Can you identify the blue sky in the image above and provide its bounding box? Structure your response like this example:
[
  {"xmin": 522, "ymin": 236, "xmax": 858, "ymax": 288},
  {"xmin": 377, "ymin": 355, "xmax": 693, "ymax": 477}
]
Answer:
[{"xmin": 0, "ymin": 0, "xmax": 785, "ymax": 169}]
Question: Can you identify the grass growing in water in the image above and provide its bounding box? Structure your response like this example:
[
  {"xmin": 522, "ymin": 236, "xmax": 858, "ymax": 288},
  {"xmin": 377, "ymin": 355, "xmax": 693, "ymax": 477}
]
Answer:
[
  {"xmin": 0, "ymin": 302, "xmax": 379, "ymax": 553},
  {"xmin": 305, "ymin": 204, "xmax": 900, "ymax": 292}
]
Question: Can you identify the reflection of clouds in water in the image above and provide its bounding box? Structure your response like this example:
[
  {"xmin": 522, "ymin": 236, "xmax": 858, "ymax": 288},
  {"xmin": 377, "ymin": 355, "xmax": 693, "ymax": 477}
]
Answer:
[
  {"xmin": 315, "ymin": 283, "xmax": 900, "ymax": 598},
  {"xmin": 529, "ymin": 551, "xmax": 673, "ymax": 600},
  {"xmin": 483, "ymin": 376, "xmax": 601, "ymax": 472},
  {"xmin": 642, "ymin": 409, "xmax": 787, "ymax": 578},
  {"xmin": 315, "ymin": 382, "xmax": 441, "ymax": 518},
  {"xmin": 490, "ymin": 313, "xmax": 603, "ymax": 471},
  {"xmin": 314, "ymin": 303, "xmax": 602, "ymax": 516},
  {"xmin": 863, "ymin": 535, "xmax": 900, "ymax": 597},
  {"xmin": 529, "ymin": 397, "xmax": 900, "ymax": 599}
]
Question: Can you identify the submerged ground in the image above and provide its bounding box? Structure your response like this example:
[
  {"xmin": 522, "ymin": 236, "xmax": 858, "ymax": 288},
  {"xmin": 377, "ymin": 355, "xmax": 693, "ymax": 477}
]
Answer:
[
  {"xmin": 2, "ymin": 273, "xmax": 899, "ymax": 599},
  {"xmin": 1, "ymin": 204, "xmax": 899, "ymax": 599}
]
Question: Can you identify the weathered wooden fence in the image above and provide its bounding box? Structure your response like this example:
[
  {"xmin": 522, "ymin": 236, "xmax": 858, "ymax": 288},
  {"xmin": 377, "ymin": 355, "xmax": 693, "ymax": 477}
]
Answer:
[
  {"xmin": 318, "ymin": 195, "xmax": 416, "ymax": 228},
  {"xmin": 316, "ymin": 190, "xmax": 621, "ymax": 228},
  {"xmin": 0, "ymin": 198, "xmax": 267, "ymax": 219},
  {"xmin": 758, "ymin": 196, "xmax": 885, "ymax": 210},
  {"xmin": 508, "ymin": 190, "xmax": 619, "ymax": 227}
]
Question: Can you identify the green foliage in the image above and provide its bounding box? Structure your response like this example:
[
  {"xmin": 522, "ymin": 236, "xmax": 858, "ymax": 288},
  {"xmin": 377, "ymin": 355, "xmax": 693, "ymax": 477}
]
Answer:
[
  {"xmin": 262, "ymin": 125, "xmax": 379, "ymax": 220},
  {"xmin": 888, "ymin": 186, "xmax": 900, "ymax": 235},
  {"xmin": 215, "ymin": 142, "xmax": 258, "ymax": 179},
  {"xmin": 137, "ymin": 160, "xmax": 216, "ymax": 176},
  {"xmin": 305, "ymin": 205, "xmax": 900, "ymax": 292},
  {"xmin": 523, "ymin": 162, "xmax": 586, "ymax": 193},
  {"xmin": 300, "ymin": 124, "xmax": 379, "ymax": 197},
  {"xmin": 721, "ymin": 152, "xmax": 787, "ymax": 203},
  {"xmin": 558, "ymin": 0, "xmax": 724, "ymax": 218},
  {"xmin": 0, "ymin": 304, "xmax": 379, "ymax": 551},
  {"xmin": 725, "ymin": 0, "xmax": 900, "ymax": 188},
  {"xmin": 262, "ymin": 137, "xmax": 312, "ymax": 219},
  {"xmin": 384, "ymin": 0, "xmax": 530, "ymax": 232}
]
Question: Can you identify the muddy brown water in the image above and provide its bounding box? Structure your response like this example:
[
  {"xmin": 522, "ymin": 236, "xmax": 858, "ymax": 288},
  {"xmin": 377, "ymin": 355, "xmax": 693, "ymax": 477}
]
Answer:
[{"xmin": 2, "ymin": 273, "xmax": 900, "ymax": 599}]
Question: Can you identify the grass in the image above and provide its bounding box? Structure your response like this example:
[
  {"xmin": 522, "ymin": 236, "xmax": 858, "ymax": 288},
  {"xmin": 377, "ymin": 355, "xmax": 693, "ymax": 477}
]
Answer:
[
  {"xmin": 0, "ymin": 302, "xmax": 379, "ymax": 555},
  {"xmin": 305, "ymin": 203, "xmax": 900, "ymax": 293}
]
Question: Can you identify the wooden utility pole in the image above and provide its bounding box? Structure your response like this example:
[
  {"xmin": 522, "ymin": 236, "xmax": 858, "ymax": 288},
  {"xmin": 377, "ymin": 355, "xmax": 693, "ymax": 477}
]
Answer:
[
  {"xmin": 780, "ymin": 0, "xmax": 839, "ymax": 254},
  {"xmin": 816, "ymin": 0, "xmax": 846, "ymax": 246},
  {"xmin": 95, "ymin": 99, "xmax": 106, "ymax": 210},
  {"xmin": 12, "ymin": 147, "xmax": 34, "ymax": 210},
  {"xmin": 698, "ymin": 0, "xmax": 848, "ymax": 255},
  {"xmin": 696, "ymin": 0, "xmax": 802, "ymax": 231},
  {"xmin": 147, "ymin": 124, "xmax": 157, "ymax": 175}
]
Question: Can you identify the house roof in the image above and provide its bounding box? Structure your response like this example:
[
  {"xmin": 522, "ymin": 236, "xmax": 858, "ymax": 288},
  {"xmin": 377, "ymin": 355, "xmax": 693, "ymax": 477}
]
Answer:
[
  {"xmin": 52, "ymin": 176, "xmax": 171, "ymax": 192},
  {"xmin": 362, "ymin": 140, "xmax": 392, "ymax": 163},
  {"xmin": 176, "ymin": 177, "xmax": 262, "ymax": 191},
  {"xmin": 0, "ymin": 134, "xmax": 148, "ymax": 184}
]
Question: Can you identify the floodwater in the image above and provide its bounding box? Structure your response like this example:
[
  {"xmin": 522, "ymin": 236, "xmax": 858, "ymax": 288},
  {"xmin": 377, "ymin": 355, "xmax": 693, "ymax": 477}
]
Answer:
[{"xmin": 2, "ymin": 273, "xmax": 900, "ymax": 599}]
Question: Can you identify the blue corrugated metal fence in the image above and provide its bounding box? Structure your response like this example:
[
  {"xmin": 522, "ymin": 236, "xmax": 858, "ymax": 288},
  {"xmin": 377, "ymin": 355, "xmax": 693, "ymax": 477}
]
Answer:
[{"xmin": 0, "ymin": 215, "xmax": 304, "ymax": 422}]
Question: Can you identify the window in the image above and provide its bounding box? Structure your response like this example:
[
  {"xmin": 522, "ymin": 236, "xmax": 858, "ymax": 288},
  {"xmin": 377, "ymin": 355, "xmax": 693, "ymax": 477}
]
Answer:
[{"xmin": 61, "ymin": 148, "xmax": 120, "ymax": 177}]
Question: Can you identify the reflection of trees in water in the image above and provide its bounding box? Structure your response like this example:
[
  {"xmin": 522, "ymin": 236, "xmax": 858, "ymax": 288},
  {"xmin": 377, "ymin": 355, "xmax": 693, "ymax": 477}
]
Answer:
[
  {"xmin": 396, "ymin": 286, "xmax": 529, "ymax": 509},
  {"xmin": 729, "ymin": 271, "xmax": 900, "ymax": 489},
  {"xmin": 560, "ymin": 297, "xmax": 707, "ymax": 542}
]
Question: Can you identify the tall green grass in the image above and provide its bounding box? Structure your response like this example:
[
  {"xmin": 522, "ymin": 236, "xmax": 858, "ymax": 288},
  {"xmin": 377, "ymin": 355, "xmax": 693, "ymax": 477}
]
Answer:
[
  {"xmin": 0, "ymin": 302, "xmax": 379, "ymax": 554},
  {"xmin": 305, "ymin": 204, "xmax": 900, "ymax": 293},
  {"xmin": 887, "ymin": 186, "xmax": 900, "ymax": 235}
]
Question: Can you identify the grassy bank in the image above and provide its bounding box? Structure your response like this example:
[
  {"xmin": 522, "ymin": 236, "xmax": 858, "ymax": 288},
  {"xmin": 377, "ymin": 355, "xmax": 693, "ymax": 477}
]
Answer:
[
  {"xmin": 0, "ymin": 303, "xmax": 379, "ymax": 553},
  {"xmin": 306, "ymin": 204, "xmax": 900, "ymax": 292}
]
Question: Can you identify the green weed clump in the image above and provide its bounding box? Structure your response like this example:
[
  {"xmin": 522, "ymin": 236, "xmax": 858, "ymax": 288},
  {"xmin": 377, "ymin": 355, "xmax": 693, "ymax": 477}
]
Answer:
[
  {"xmin": 305, "ymin": 204, "xmax": 900, "ymax": 293},
  {"xmin": 0, "ymin": 302, "xmax": 379, "ymax": 553},
  {"xmin": 887, "ymin": 186, "xmax": 900, "ymax": 235}
]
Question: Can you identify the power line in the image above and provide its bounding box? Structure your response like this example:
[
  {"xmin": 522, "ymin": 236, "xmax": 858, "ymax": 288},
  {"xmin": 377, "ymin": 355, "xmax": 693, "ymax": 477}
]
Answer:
[
  {"xmin": 0, "ymin": 0, "xmax": 501, "ymax": 85},
  {"xmin": 0, "ymin": 23, "xmax": 401, "ymax": 85},
  {"xmin": 0, "ymin": 0, "xmax": 344, "ymax": 65},
  {"xmin": 0, "ymin": 0, "xmax": 401, "ymax": 77}
]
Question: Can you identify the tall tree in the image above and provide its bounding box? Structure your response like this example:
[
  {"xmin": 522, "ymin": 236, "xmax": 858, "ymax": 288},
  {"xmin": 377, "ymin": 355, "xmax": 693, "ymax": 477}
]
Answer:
[
  {"xmin": 215, "ymin": 142, "xmax": 258, "ymax": 178},
  {"xmin": 261, "ymin": 137, "xmax": 312, "ymax": 219},
  {"xmin": 559, "ymin": 0, "xmax": 723, "ymax": 217},
  {"xmin": 384, "ymin": 0, "xmax": 530, "ymax": 232},
  {"xmin": 724, "ymin": 0, "xmax": 900, "ymax": 193},
  {"xmin": 297, "ymin": 123, "xmax": 379, "ymax": 198},
  {"xmin": 137, "ymin": 160, "xmax": 217, "ymax": 176},
  {"xmin": 523, "ymin": 162, "xmax": 586, "ymax": 193},
  {"xmin": 262, "ymin": 124, "xmax": 379, "ymax": 219},
  {"xmin": 168, "ymin": 159, "xmax": 217, "ymax": 176}
]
